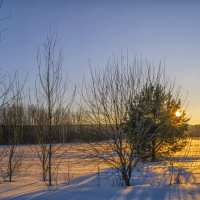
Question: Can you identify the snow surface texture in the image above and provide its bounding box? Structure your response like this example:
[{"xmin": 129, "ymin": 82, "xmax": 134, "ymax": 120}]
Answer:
[{"xmin": 1, "ymin": 139, "xmax": 200, "ymax": 200}]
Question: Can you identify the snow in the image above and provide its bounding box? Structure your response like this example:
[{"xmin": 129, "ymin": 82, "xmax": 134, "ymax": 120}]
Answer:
[{"xmin": 1, "ymin": 139, "xmax": 200, "ymax": 199}]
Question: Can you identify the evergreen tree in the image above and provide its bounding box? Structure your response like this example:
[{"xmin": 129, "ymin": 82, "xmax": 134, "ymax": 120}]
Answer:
[{"xmin": 125, "ymin": 83, "xmax": 189, "ymax": 161}]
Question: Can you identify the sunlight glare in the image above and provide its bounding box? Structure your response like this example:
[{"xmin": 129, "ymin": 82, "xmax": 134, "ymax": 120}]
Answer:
[{"xmin": 175, "ymin": 110, "xmax": 181, "ymax": 117}]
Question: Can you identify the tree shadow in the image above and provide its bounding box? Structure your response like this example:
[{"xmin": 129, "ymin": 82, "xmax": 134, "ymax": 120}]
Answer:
[{"xmin": 4, "ymin": 158, "xmax": 200, "ymax": 200}]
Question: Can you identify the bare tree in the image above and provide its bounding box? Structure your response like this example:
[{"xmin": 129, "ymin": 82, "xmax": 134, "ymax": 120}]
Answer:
[
  {"xmin": 0, "ymin": 66, "xmax": 25, "ymax": 182},
  {"xmin": 0, "ymin": 1, "xmax": 26, "ymax": 182},
  {"xmin": 34, "ymin": 31, "xmax": 75, "ymax": 186},
  {"xmin": 0, "ymin": 76, "xmax": 25, "ymax": 182},
  {"xmin": 79, "ymin": 55, "xmax": 144, "ymax": 186}
]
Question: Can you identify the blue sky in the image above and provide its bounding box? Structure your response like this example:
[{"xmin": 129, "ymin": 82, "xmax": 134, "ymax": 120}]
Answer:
[{"xmin": 0, "ymin": 0, "xmax": 200, "ymax": 124}]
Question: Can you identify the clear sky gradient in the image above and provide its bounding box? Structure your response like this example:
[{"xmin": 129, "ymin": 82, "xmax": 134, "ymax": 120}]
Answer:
[{"xmin": 0, "ymin": 0, "xmax": 199, "ymax": 124}]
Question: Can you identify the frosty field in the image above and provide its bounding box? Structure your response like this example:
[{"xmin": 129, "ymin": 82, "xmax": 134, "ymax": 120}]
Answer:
[{"xmin": 1, "ymin": 139, "xmax": 200, "ymax": 200}]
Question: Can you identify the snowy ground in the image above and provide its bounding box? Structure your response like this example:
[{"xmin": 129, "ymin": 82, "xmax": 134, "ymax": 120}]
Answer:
[{"xmin": 1, "ymin": 139, "xmax": 200, "ymax": 200}]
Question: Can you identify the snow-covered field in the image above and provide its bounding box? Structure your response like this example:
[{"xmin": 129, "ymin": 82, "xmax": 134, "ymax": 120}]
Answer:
[{"xmin": 1, "ymin": 139, "xmax": 200, "ymax": 200}]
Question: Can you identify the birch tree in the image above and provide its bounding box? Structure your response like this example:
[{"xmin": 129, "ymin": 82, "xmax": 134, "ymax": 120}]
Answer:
[{"xmin": 35, "ymin": 31, "xmax": 75, "ymax": 186}]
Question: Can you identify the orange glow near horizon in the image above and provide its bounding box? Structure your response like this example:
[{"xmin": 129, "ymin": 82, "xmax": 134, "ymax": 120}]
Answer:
[{"xmin": 189, "ymin": 117, "xmax": 200, "ymax": 125}]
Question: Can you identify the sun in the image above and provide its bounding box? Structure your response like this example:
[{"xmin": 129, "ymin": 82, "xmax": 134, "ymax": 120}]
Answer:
[{"xmin": 175, "ymin": 110, "xmax": 181, "ymax": 117}]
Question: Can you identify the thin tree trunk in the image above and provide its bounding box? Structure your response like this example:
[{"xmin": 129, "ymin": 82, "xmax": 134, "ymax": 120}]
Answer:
[
  {"xmin": 8, "ymin": 147, "xmax": 14, "ymax": 182},
  {"xmin": 9, "ymin": 158, "xmax": 12, "ymax": 182},
  {"xmin": 49, "ymin": 143, "xmax": 52, "ymax": 186},
  {"xmin": 151, "ymin": 138, "xmax": 156, "ymax": 162}
]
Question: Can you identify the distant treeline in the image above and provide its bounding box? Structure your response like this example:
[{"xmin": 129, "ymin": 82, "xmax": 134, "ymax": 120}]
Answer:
[
  {"xmin": 0, "ymin": 124, "xmax": 197, "ymax": 145},
  {"xmin": 189, "ymin": 125, "xmax": 200, "ymax": 137}
]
